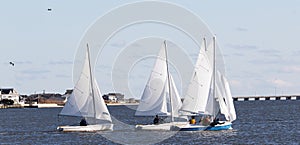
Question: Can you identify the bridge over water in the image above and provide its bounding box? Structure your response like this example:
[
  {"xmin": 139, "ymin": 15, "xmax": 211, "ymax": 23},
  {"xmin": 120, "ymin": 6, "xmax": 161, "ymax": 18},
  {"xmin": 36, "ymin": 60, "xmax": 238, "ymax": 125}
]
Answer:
[{"xmin": 233, "ymin": 95, "xmax": 300, "ymax": 101}]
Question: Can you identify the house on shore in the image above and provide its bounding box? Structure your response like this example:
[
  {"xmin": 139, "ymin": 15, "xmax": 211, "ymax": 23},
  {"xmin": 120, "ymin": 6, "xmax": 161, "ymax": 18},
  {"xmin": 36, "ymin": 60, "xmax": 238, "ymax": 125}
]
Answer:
[
  {"xmin": 102, "ymin": 93, "xmax": 124, "ymax": 103},
  {"xmin": 61, "ymin": 89, "xmax": 73, "ymax": 103},
  {"xmin": 0, "ymin": 88, "xmax": 20, "ymax": 104}
]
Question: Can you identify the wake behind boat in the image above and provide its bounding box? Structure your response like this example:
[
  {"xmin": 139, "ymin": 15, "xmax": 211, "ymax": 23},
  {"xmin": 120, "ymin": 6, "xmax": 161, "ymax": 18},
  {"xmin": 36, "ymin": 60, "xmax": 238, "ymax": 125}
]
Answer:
[{"xmin": 57, "ymin": 44, "xmax": 113, "ymax": 132}]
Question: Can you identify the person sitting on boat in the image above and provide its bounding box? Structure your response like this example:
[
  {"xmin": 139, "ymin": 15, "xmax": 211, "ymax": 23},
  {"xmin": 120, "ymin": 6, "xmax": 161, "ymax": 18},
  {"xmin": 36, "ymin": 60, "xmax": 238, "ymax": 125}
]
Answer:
[
  {"xmin": 80, "ymin": 118, "xmax": 88, "ymax": 126},
  {"xmin": 201, "ymin": 116, "xmax": 211, "ymax": 126},
  {"xmin": 209, "ymin": 118, "xmax": 224, "ymax": 127},
  {"xmin": 153, "ymin": 115, "xmax": 161, "ymax": 125},
  {"xmin": 189, "ymin": 116, "xmax": 196, "ymax": 124}
]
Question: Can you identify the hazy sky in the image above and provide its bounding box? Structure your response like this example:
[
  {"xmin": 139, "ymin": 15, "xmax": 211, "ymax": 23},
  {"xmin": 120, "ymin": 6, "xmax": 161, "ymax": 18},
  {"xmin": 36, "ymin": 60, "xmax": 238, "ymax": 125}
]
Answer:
[{"xmin": 1, "ymin": 0, "xmax": 300, "ymax": 98}]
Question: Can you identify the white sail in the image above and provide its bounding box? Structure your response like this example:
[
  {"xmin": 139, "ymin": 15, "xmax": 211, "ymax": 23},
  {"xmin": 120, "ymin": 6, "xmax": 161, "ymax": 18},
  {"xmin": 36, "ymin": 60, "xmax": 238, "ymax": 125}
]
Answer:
[
  {"xmin": 168, "ymin": 75, "xmax": 182, "ymax": 117},
  {"xmin": 221, "ymin": 74, "xmax": 236, "ymax": 121},
  {"xmin": 171, "ymin": 37, "xmax": 236, "ymax": 131},
  {"xmin": 215, "ymin": 71, "xmax": 230, "ymax": 120},
  {"xmin": 135, "ymin": 43, "xmax": 168, "ymax": 116},
  {"xmin": 210, "ymin": 36, "xmax": 236, "ymax": 122},
  {"xmin": 181, "ymin": 37, "xmax": 236, "ymax": 122},
  {"xmin": 135, "ymin": 41, "xmax": 183, "ymax": 117},
  {"xmin": 59, "ymin": 46, "xmax": 112, "ymax": 123},
  {"xmin": 181, "ymin": 39, "xmax": 213, "ymax": 114},
  {"xmin": 93, "ymin": 80, "xmax": 112, "ymax": 122}
]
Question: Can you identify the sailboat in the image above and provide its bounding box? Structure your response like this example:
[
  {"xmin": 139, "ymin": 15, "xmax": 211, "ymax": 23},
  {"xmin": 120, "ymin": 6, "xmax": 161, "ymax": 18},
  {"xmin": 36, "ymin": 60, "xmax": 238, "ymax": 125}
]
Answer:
[
  {"xmin": 174, "ymin": 37, "xmax": 236, "ymax": 131},
  {"xmin": 57, "ymin": 44, "xmax": 113, "ymax": 132},
  {"xmin": 135, "ymin": 41, "xmax": 187, "ymax": 130}
]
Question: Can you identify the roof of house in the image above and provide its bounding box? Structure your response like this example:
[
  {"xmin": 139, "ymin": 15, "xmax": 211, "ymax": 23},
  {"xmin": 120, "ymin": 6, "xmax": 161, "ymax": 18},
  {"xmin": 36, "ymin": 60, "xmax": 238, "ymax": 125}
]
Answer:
[
  {"xmin": 108, "ymin": 93, "xmax": 124, "ymax": 96},
  {"xmin": 64, "ymin": 89, "xmax": 73, "ymax": 95},
  {"xmin": 0, "ymin": 88, "xmax": 14, "ymax": 94}
]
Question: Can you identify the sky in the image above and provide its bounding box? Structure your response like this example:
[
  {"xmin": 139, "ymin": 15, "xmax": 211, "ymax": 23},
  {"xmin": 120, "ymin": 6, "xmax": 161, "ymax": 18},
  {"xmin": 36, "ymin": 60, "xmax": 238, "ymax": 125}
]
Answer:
[{"xmin": 1, "ymin": 0, "xmax": 300, "ymax": 98}]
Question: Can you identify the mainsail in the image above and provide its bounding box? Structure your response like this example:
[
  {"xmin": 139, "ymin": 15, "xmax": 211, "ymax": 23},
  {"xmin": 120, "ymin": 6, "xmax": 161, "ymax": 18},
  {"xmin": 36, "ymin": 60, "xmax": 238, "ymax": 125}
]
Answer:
[
  {"xmin": 135, "ymin": 41, "xmax": 182, "ymax": 117},
  {"xmin": 181, "ymin": 37, "xmax": 236, "ymax": 122},
  {"xmin": 215, "ymin": 71, "xmax": 236, "ymax": 121},
  {"xmin": 135, "ymin": 43, "xmax": 168, "ymax": 116},
  {"xmin": 59, "ymin": 46, "xmax": 112, "ymax": 123},
  {"xmin": 181, "ymin": 39, "xmax": 213, "ymax": 114},
  {"xmin": 210, "ymin": 37, "xmax": 236, "ymax": 121}
]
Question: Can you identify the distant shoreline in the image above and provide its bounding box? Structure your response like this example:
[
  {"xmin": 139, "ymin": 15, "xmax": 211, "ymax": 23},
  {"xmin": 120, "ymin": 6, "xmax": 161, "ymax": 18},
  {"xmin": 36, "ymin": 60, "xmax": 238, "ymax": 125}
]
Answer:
[
  {"xmin": 106, "ymin": 103, "xmax": 139, "ymax": 106},
  {"xmin": 0, "ymin": 103, "xmax": 139, "ymax": 109}
]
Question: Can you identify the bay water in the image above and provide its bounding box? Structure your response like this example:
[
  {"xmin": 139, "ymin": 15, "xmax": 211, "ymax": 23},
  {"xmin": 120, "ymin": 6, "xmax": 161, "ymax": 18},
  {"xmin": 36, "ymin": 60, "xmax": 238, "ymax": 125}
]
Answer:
[{"xmin": 0, "ymin": 100, "xmax": 299, "ymax": 144}]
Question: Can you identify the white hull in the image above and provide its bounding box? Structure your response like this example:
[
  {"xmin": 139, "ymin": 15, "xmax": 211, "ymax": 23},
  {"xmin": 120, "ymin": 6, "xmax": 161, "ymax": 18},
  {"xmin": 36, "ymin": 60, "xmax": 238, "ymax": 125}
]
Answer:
[
  {"xmin": 172, "ymin": 123, "xmax": 207, "ymax": 131},
  {"xmin": 135, "ymin": 122, "xmax": 188, "ymax": 131},
  {"xmin": 57, "ymin": 124, "xmax": 113, "ymax": 132}
]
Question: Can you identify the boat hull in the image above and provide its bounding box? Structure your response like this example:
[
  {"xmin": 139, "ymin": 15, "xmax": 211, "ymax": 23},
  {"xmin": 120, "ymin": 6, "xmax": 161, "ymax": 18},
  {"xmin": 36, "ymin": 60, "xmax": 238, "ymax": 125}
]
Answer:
[
  {"xmin": 135, "ymin": 122, "xmax": 188, "ymax": 131},
  {"xmin": 173, "ymin": 121, "xmax": 232, "ymax": 131},
  {"xmin": 57, "ymin": 124, "xmax": 113, "ymax": 132},
  {"xmin": 205, "ymin": 122, "xmax": 232, "ymax": 131},
  {"xmin": 175, "ymin": 124, "xmax": 207, "ymax": 131}
]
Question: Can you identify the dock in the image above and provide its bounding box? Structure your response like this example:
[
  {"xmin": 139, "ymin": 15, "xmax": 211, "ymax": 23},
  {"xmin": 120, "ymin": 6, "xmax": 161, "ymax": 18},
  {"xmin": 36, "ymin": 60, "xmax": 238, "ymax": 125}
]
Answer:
[{"xmin": 233, "ymin": 95, "xmax": 300, "ymax": 101}]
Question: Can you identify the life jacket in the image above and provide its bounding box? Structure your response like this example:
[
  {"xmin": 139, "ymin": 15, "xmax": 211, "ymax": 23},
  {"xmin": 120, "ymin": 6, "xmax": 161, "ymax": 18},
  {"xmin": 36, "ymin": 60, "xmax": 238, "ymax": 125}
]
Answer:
[{"xmin": 190, "ymin": 119, "xmax": 196, "ymax": 124}]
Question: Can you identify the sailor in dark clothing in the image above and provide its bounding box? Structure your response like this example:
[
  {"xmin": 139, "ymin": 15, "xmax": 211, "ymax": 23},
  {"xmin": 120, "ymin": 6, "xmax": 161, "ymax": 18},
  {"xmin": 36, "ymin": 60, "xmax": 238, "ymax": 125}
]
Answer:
[
  {"xmin": 80, "ymin": 118, "xmax": 88, "ymax": 126},
  {"xmin": 153, "ymin": 115, "xmax": 160, "ymax": 124},
  {"xmin": 210, "ymin": 118, "xmax": 224, "ymax": 127},
  {"xmin": 153, "ymin": 114, "xmax": 165, "ymax": 125}
]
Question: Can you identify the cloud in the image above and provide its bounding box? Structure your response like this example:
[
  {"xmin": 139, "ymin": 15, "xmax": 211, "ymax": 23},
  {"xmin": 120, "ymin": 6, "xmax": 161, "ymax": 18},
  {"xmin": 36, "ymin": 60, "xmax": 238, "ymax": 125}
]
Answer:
[
  {"xmin": 258, "ymin": 49, "xmax": 281, "ymax": 57},
  {"xmin": 2, "ymin": 60, "xmax": 32, "ymax": 66},
  {"xmin": 55, "ymin": 74, "xmax": 70, "ymax": 78},
  {"xmin": 229, "ymin": 79, "xmax": 241, "ymax": 87},
  {"xmin": 131, "ymin": 42, "xmax": 142, "ymax": 48},
  {"xmin": 20, "ymin": 69, "xmax": 51, "ymax": 74},
  {"xmin": 281, "ymin": 66, "xmax": 300, "ymax": 73},
  {"xmin": 49, "ymin": 60, "xmax": 73, "ymax": 65},
  {"xmin": 95, "ymin": 64, "xmax": 112, "ymax": 73},
  {"xmin": 110, "ymin": 40, "xmax": 126, "ymax": 48},
  {"xmin": 14, "ymin": 61, "xmax": 32, "ymax": 64},
  {"xmin": 226, "ymin": 44, "xmax": 258, "ymax": 50},
  {"xmin": 231, "ymin": 52, "xmax": 245, "ymax": 56},
  {"xmin": 235, "ymin": 27, "xmax": 248, "ymax": 32},
  {"xmin": 14, "ymin": 69, "xmax": 51, "ymax": 81},
  {"xmin": 247, "ymin": 48, "xmax": 282, "ymax": 64},
  {"xmin": 15, "ymin": 73, "xmax": 46, "ymax": 81},
  {"xmin": 269, "ymin": 79, "xmax": 292, "ymax": 88},
  {"xmin": 248, "ymin": 59, "xmax": 280, "ymax": 65}
]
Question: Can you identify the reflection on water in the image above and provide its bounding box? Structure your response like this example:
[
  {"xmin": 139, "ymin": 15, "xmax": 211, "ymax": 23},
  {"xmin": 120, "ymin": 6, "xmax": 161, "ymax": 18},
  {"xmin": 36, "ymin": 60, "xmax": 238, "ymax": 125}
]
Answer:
[{"xmin": 0, "ymin": 100, "xmax": 299, "ymax": 144}]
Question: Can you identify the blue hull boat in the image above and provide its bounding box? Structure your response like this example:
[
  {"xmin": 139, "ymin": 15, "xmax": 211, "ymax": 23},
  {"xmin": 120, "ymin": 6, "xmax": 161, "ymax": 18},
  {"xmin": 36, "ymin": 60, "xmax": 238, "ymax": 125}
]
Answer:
[
  {"xmin": 205, "ymin": 122, "xmax": 232, "ymax": 131},
  {"xmin": 174, "ymin": 121, "xmax": 232, "ymax": 131}
]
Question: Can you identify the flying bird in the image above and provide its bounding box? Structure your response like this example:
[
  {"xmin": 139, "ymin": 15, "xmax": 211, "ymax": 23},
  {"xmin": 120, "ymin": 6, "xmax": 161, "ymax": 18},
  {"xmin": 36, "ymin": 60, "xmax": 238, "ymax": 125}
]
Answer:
[
  {"xmin": 9, "ymin": 62, "xmax": 14, "ymax": 66},
  {"xmin": 48, "ymin": 8, "xmax": 52, "ymax": 11}
]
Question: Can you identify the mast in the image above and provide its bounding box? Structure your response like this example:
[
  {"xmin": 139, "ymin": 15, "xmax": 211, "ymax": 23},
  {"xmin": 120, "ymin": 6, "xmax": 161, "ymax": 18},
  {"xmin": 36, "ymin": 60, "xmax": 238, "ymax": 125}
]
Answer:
[
  {"xmin": 164, "ymin": 40, "xmax": 174, "ymax": 122},
  {"xmin": 87, "ymin": 43, "xmax": 96, "ymax": 119},
  {"xmin": 212, "ymin": 36, "xmax": 216, "ymax": 120},
  {"xmin": 204, "ymin": 37, "xmax": 207, "ymax": 51}
]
